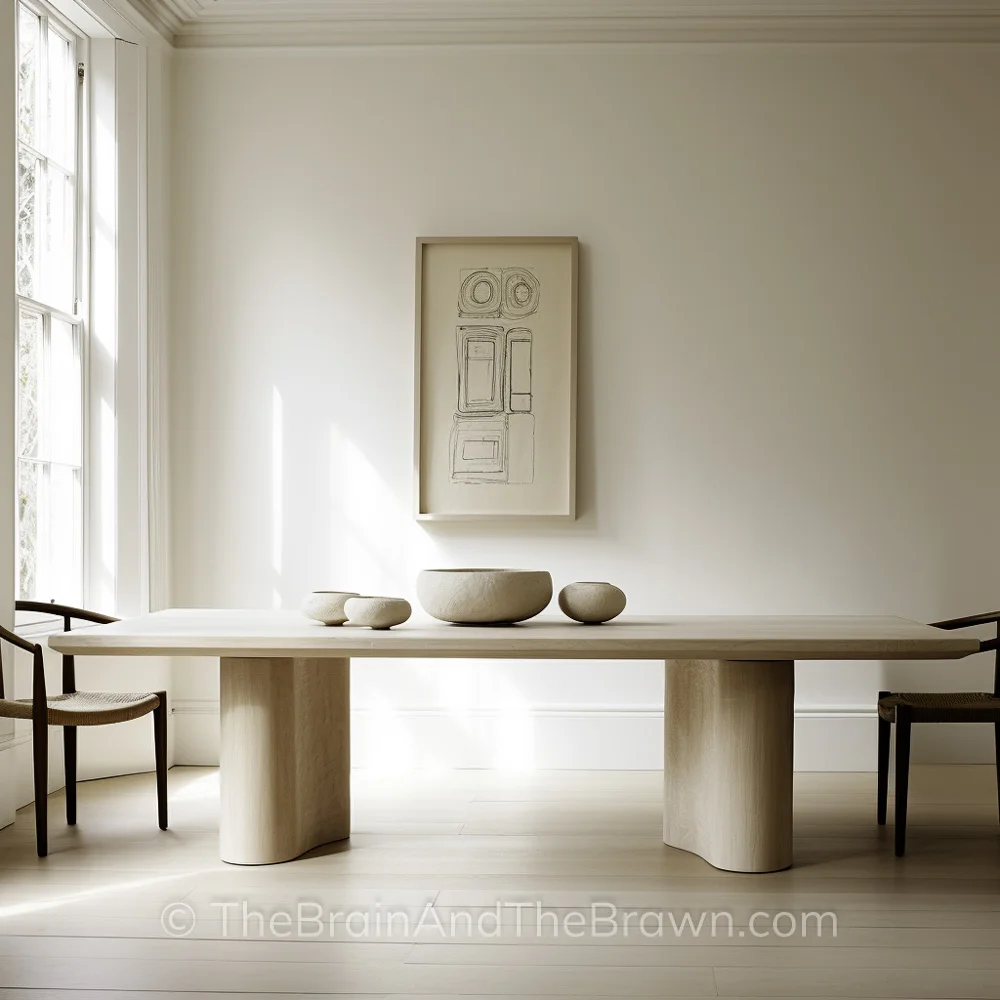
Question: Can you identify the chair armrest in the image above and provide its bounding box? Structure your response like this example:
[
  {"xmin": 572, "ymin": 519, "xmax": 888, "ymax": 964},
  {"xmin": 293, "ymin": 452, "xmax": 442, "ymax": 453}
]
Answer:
[
  {"xmin": 979, "ymin": 638, "xmax": 999, "ymax": 653},
  {"xmin": 15, "ymin": 601, "xmax": 119, "ymax": 626},
  {"xmin": 0, "ymin": 626, "xmax": 43, "ymax": 701},
  {"xmin": 0, "ymin": 622, "xmax": 44, "ymax": 654},
  {"xmin": 928, "ymin": 612, "xmax": 1000, "ymax": 630}
]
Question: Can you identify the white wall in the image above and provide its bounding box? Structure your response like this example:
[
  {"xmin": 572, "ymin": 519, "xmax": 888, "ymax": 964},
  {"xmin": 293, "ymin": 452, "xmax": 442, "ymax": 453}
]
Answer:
[{"xmin": 169, "ymin": 43, "xmax": 1000, "ymax": 770}]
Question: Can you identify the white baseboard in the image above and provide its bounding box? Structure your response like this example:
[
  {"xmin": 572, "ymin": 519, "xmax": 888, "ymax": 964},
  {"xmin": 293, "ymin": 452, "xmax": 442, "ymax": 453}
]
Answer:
[
  {"xmin": 0, "ymin": 734, "xmax": 38, "ymax": 818},
  {"xmin": 171, "ymin": 701, "xmax": 998, "ymax": 771},
  {"xmin": 0, "ymin": 737, "xmax": 23, "ymax": 828}
]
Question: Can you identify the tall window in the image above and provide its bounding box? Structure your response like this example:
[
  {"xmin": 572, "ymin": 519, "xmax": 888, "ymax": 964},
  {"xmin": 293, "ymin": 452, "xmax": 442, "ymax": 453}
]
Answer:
[{"xmin": 15, "ymin": 1, "xmax": 85, "ymax": 604}]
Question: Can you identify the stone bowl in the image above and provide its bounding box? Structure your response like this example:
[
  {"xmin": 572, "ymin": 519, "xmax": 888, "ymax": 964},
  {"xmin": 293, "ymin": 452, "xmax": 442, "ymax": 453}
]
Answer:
[
  {"xmin": 417, "ymin": 569, "xmax": 552, "ymax": 625},
  {"xmin": 345, "ymin": 596, "xmax": 411, "ymax": 630},
  {"xmin": 301, "ymin": 591, "xmax": 360, "ymax": 626},
  {"xmin": 558, "ymin": 582, "xmax": 627, "ymax": 624}
]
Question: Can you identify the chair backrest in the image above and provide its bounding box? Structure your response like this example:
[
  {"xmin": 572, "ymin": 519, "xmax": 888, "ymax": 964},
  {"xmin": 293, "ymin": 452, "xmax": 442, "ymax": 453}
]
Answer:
[
  {"xmin": 13, "ymin": 601, "xmax": 119, "ymax": 697},
  {"xmin": 16, "ymin": 601, "xmax": 117, "ymax": 628},
  {"xmin": 929, "ymin": 611, "xmax": 1000, "ymax": 698},
  {"xmin": 987, "ymin": 637, "xmax": 1000, "ymax": 697}
]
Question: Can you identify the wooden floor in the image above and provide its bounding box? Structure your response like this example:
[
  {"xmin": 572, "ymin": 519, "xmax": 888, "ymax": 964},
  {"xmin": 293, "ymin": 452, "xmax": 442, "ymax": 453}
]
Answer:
[{"xmin": 0, "ymin": 765, "xmax": 998, "ymax": 998}]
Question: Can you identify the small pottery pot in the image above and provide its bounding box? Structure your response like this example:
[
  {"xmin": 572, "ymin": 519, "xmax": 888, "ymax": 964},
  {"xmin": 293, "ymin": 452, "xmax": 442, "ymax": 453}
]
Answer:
[
  {"xmin": 345, "ymin": 596, "xmax": 412, "ymax": 630},
  {"xmin": 558, "ymin": 582, "xmax": 627, "ymax": 624},
  {"xmin": 301, "ymin": 591, "xmax": 360, "ymax": 626},
  {"xmin": 417, "ymin": 569, "xmax": 552, "ymax": 625}
]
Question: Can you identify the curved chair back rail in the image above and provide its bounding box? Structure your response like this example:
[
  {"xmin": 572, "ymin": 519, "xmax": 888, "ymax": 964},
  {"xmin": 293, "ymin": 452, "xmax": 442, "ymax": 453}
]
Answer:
[
  {"xmin": 929, "ymin": 612, "xmax": 1000, "ymax": 695},
  {"xmin": 1, "ymin": 602, "xmax": 165, "ymax": 857},
  {"xmin": 878, "ymin": 611, "xmax": 1000, "ymax": 858},
  {"xmin": 15, "ymin": 600, "xmax": 119, "ymax": 626},
  {"xmin": 13, "ymin": 601, "xmax": 120, "ymax": 697},
  {"xmin": 931, "ymin": 610, "xmax": 1000, "ymax": 630}
]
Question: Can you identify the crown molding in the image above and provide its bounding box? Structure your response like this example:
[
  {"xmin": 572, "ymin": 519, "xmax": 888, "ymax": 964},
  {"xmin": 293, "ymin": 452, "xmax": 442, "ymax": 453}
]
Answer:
[
  {"xmin": 172, "ymin": 16, "xmax": 1000, "ymax": 48},
  {"xmin": 132, "ymin": 0, "xmax": 1000, "ymax": 48},
  {"xmin": 127, "ymin": 0, "xmax": 185, "ymax": 38}
]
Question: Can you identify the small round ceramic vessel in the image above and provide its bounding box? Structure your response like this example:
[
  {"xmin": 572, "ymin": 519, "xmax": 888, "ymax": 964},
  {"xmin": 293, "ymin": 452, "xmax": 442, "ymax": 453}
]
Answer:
[
  {"xmin": 301, "ymin": 591, "xmax": 360, "ymax": 626},
  {"xmin": 345, "ymin": 596, "xmax": 412, "ymax": 630},
  {"xmin": 558, "ymin": 582, "xmax": 627, "ymax": 624},
  {"xmin": 417, "ymin": 568, "xmax": 552, "ymax": 625}
]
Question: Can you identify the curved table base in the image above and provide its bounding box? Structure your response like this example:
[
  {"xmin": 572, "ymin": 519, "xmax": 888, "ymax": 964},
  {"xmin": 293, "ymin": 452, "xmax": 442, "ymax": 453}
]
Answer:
[
  {"xmin": 663, "ymin": 658, "xmax": 794, "ymax": 873},
  {"xmin": 220, "ymin": 656, "xmax": 350, "ymax": 865}
]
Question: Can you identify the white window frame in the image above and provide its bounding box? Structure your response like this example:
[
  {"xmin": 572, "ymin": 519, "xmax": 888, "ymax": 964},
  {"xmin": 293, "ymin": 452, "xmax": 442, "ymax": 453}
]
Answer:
[
  {"xmin": 9, "ymin": 0, "xmax": 167, "ymax": 639},
  {"xmin": 14, "ymin": 0, "xmax": 89, "ymax": 610},
  {"xmin": 3, "ymin": 0, "xmax": 169, "ymax": 823}
]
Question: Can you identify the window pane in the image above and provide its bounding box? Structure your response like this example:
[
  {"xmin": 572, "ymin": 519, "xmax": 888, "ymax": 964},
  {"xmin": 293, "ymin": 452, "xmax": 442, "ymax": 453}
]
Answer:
[
  {"xmin": 18, "ymin": 309, "xmax": 42, "ymax": 459},
  {"xmin": 17, "ymin": 462, "xmax": 82, "ymax": 603},
  {"xmin": 17, "ymin": 6, "xmax": 39, "ymax": 147},
  {"xmin": 15, "ymin": 4, "xmax": 84, "ymax": 609},
  {"xmin": 49, "ymin": 317, "xmax": 82, "ymax": 466},
  {"xmin": 17, "ymin": 460, "xmax": 39, "ymax": 600},
  {"xmin": 42, "ymin": 165, "xmax": 75, "ymax": 310},
  {"xmin": 16, "ymin": 149, "xmax": 39, "ymax": 299},
  {"xmin": 46, "ymin": 26, "xmax": 75, "ymax": 169},
  {"xmin": 48, "ymin": 463, "xmax": 82, "ymax": 602}
]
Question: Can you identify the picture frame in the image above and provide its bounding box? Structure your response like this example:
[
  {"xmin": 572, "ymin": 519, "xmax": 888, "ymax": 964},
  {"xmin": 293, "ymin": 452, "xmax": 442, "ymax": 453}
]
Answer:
[{"xmin": 414, "ymin": 237, "xmax": 578, "ymax": 521}]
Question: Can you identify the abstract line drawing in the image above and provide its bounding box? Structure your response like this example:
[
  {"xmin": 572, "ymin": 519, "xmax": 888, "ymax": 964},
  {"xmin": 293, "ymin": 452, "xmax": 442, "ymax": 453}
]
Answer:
[
  {"xmin": 457, "ymin": 326, "xmax": 504, "ymax": 413},
  {"xmin": 501, "ymin": 268, "xmax": 540, "ymax": 319},
  {"xmin": 451, "ymin": 271, "xmax": 536, "ymax": 486},
  {"xmin": 451, "ymin": 417, "xmax": 508, "ymax": 483},
  {"xmin": 505, "ymin": 327, "xmax": 532, "ymax": 413},
  {"xmin": 458, "ymin": 269, "xmax": 502, "ymax": 318}
]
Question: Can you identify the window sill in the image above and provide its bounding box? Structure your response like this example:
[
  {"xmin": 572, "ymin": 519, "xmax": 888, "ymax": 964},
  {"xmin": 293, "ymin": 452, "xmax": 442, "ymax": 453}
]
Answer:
[{"xmin": 15, "ymin": 617, "xmax": 64, "ymax": 639}]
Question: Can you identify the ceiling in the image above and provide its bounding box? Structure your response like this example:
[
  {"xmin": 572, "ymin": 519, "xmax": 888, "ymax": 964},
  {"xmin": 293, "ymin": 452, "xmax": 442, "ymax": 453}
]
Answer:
[{"xmin": 128, "ymin": 0, "xmax": 1000, "ymax": 48}]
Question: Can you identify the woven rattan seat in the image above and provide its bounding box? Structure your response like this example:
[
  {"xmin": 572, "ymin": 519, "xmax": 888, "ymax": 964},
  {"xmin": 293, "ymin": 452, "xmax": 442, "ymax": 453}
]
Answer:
[
  {"xmin": 0, "ymin": 690, "xmax": 161, "ymax": 727},
  {"xmin": 878, "ymin": 691, "xmax": 1000, "ymax": 724}
]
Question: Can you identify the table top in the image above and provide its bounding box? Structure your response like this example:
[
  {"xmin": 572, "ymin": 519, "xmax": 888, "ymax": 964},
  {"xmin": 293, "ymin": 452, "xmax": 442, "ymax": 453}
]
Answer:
[{"xmin": 46, "ymin": 609, "xmax": 982, "ymax": 661}]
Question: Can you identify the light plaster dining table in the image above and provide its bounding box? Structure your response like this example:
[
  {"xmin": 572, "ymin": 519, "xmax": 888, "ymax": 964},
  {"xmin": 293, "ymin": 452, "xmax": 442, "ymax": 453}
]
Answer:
[{"xmin": 49, "ymin": 610, "xmax": 980, "ymax": 872}]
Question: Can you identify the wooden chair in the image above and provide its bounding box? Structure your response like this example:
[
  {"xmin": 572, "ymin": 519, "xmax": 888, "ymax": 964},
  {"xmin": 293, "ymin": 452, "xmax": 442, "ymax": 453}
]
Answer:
[
  {"xmin": 877, "ymin": 611, "xmax": 1000, "ymax": 856},
  {"xmin": 0, "ymin": 602, "xmax": 167, "ymax": 857}
]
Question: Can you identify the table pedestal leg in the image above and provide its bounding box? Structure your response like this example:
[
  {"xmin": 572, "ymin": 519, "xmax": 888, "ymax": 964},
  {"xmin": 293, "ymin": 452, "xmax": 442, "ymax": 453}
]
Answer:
[
  {"xmin": 220, "ymin": 656, "xmax": 350, "ymax": 865},
  {"xmin": 663, "ymin": 658, "xmax": 794, "ymax": 873}
]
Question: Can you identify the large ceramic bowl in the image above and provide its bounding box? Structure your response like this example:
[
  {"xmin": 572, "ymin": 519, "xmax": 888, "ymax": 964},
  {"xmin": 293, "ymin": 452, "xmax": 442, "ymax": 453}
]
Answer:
[{"xmin": 417, "ymin": 569, "xmax": 552, "ymax": 625}]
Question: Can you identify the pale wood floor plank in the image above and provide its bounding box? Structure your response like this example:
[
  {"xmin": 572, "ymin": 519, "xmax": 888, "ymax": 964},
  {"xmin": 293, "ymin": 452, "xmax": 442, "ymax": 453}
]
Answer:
[
  {"xmin": 405, "ymin": 941, "xmax": 1000, "ymax": 968},
  {"xmin": 0, "ymin": 766, "xmax": 996, "ymax": 999},
  {"xmin": 713, "ymin": 965, "xmax": 1000, "ymax": 998},
  {"xmin": 0, "ymin": 956, "xmax": 718, "ymax": 995}
]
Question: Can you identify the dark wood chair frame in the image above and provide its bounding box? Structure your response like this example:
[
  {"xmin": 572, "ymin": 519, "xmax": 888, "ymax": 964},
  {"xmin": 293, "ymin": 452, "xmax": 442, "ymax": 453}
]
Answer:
[
  {"xmin": 1, "ymin": 602, "xmax": 168, "ymax": 857},
  {"xmin": 877, "ymin": 611, "xmax": 1000, "ymax": 857}
]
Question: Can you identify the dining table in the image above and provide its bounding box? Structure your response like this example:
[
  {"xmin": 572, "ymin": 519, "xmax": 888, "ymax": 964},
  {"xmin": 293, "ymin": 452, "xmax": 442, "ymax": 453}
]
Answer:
[{"xmin": 48, "ymin": 610, "xmax": 981, "ymax": 872}]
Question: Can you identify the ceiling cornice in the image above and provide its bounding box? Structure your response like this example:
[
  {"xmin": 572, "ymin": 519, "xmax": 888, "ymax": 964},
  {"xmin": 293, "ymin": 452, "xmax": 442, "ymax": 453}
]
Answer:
[
  {"xmin": 127, "ymin": 0, "xmax": 185, "ymax": 37},
  {"xmin": 132, "ymin": 0, "xmax": 1000, "ymax": 48}
]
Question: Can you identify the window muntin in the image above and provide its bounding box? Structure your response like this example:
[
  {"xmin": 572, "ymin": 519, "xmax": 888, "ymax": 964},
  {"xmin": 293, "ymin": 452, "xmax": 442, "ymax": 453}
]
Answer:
[{"xmin": 15, "ymin": 0, "xmax": 84, "ymax": 605}]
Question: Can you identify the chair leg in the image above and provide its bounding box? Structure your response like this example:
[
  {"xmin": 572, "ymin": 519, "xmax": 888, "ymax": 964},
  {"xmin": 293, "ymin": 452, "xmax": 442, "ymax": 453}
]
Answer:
[
  {"xmin": 153, "ymin": 691, "xmax": 168, "ymax": 831},
  {"xmin": 33, "ymin": 717, "xmax": 48, "ymax": 858},
  {"xmin": 63, "ymin": 726, "xmax": 77, "ymax": 826},
  {"xmin": 894, "ymin": 708, "xmax": 912, "ymax": 857},
  {"xmin": 877, "ymin": 691, "xmax": 891, "ymax": 825},
  {"xmin": 995, "ymin": 722, "xmax": 999, "ymax": 826}
]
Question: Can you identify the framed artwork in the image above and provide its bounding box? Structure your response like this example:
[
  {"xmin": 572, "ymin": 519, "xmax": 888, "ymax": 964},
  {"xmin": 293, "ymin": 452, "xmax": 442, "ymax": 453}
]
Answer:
[{"xmin": 414, "ymin": 237, "xmax": 578, "ymax": 521}]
